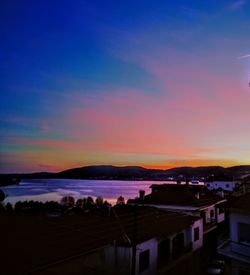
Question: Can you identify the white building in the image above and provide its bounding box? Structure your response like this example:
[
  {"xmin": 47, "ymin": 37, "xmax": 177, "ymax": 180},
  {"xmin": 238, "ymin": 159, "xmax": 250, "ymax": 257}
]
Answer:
[
  {"xmin": 128, "ymin": 185, "xmax": 226, "ymax": 234},
  {"xmin": 105, "ymin": 206, "xmax": 203, "ymax": 275},
  {"xmin": 218, "ymin": 193, "xmax": 250, "ymax": 274},
  {"xmin": 205, "ymin": 181, "xmax": 240, "ymax": 192}
]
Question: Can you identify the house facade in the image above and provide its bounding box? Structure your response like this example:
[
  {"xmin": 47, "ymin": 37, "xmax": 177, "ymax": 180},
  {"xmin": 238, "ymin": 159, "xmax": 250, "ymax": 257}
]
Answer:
[
  {"xmin": 218, "ymin": 193, "xmax": 250, "ymax": 274},
  {"xmin": 105, "ymin": 210, "xmax": 203, "ymax": 275},
  {"xmin": 128, "ymin": 184, "xmax": 226, "ymax": 234}
]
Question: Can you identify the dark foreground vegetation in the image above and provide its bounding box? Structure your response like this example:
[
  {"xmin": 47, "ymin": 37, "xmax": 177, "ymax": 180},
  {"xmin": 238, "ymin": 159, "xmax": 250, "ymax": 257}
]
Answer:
[{"xmin": 0, "ymin": 188, "xmax": 123, "ymax": 215}]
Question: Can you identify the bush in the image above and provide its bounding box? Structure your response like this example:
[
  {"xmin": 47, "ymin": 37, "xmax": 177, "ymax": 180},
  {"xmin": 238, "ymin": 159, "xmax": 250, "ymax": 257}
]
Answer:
[{"xmin": 0, "ymin": 189, "xmax": 6, "ymax": 202}]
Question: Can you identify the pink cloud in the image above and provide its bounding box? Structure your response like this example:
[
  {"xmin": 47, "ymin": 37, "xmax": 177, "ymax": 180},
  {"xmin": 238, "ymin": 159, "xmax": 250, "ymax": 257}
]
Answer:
[
  {"xmin": 238, "ymin": 54, "xmax": 250, "ymax": 59},
  {"xmin": 2, "ymin": 30, "xmax": 250, "ymax": 173}
]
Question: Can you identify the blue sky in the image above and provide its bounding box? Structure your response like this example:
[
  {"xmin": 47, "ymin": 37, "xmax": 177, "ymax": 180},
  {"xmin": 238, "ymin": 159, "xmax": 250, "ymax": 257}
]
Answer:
[{"xmin": 1, "ymin": 0, "xmax": 250, "ymax": 173}]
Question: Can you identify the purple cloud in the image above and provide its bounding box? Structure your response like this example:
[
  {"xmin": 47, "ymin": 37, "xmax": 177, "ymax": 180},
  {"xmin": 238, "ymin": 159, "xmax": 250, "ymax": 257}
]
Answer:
[
  {"xmin": 228, "ymin": 0, "xmax": 247, "ymax": 10},
  {"xmin": 238, "ymin": 54, "xmax": 250, "ymax": 59}
]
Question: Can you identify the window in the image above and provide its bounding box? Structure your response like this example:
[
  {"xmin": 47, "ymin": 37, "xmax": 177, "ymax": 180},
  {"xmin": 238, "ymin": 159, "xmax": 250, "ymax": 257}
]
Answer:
[
  {"xmin": 219, "ymin": 207, "xmax": 224, "ymax": 214},
  {"xmin": 238, "ymin": 223, "xmax": 250, "ymax": 245},
  {"xmin": 158, "ymin": 239, "xmax": 170, "ymax": 268},
  {"xmin": 139, "ymin": 249, "xmax": 150, "ymax": 273},
  {"xmin": 207, "ymin": 183, "xmax": 210, "ymax": 187},
  {"xmin": 210, "ymin": 209, "xmax": 214, "ymax": 218},
  {"xmin": 201, "ymin": 211, "xmax": 206, "ymax": 225},
  {"xmin": 225, "ymin": 184, "xmax": 229, "ymax": 188},
  {"xmin": 235, "ymin": 183, "xmax": 240, "ymax": 191},
  {"xmin": 194, "ymin": 227, "xmax": 199, "ymax": 241}
]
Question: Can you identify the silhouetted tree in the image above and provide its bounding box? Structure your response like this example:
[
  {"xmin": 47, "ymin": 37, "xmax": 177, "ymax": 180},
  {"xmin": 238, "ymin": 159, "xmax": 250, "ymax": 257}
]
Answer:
[
  {"xmin": 86, "ymin": 196, "xmax": 94, "ymax": 205},
  {"xmin": 0, "ymin": 189, "xmax": 5, "ymax": 202},
  {"xmin": 76, "ymin": 199, "xmax": 84, "ymax": 208},
  {"xmin": 61, "ymin": 196, "xmax": 75, "ymax": 207},
  {"xmin": 103, "ymin": 200, "xmax": 112, "ymax": 215},
  {"xmin": 116, "ymin": 196, "xmax": 125, "ymax": 205},
  {"xmin": 82, "ymin": 197, "xmax": 87, "ymax": 209},
  {"xmin": 0, "ymin": 189, "xmax": 6, "ymax": 212},
  {"xmin": 85, "ymin": 196, "xmax": 95, "ymax": 211},
  {"xmin": 5, "ymin": 202, "xmax": 13, "ymax": 212},
  {"xmin": 15, "ymin": 201, "xmax": 22, "ymax": 211},
  {"xmin": 95, "ymin": 196, "xmax": 104, "ymax": 207}
]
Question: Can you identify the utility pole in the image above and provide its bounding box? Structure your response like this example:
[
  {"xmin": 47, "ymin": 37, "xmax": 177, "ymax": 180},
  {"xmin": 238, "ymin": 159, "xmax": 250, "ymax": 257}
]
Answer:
[{"xmin": 131, "ymin": 206, "xmax": 137, "ymax": 275}]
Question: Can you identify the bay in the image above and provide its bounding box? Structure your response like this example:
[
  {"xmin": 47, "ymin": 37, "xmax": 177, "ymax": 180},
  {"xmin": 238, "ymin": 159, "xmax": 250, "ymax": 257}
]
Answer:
[{"xmin": 2, "ymin": 179, "xmax": 169, "ymax": 205}]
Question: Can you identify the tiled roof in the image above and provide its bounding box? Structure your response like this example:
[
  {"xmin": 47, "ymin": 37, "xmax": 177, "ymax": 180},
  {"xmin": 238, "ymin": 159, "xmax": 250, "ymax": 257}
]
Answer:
[
  {"xmin": 1, "ymin": 206, "xmax": 198, "ymax": 274},
  {"xmin": 128, "ymin": 185, "xmax": 224, "ymax": 208},
  {"xmin": 113, "ymin": 205, "xmax": 199, "ymax": 245}
]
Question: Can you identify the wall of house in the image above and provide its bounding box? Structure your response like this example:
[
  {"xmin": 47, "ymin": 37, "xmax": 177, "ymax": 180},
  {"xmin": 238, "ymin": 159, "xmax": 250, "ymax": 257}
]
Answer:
[
  {"xmin": 216, "ymin": 207, "xmax": 225, "ymax": 223},
  {"xmin": 191, "ymin": 219, "xmax": 203, "ymax": 251},
  {"xmin": 105, "ymin": 223, "xmax": 202, "ymax": 275},
  {"xmin": 202, "ymin": 205, "xmax": 216, "ymax": 224},
  {"xmin": 184, "ymin": 228, "xmax": 192, "ymax": 247},
  {"xmin": 230, "ymin": 211, "xmax": 250, "ymax": 257},
  {"xmin": 105, "ymin": 245, "xmax": 131, "ymax": 275},
  {"xmin": 135, "ymin": 238, "xmax": 158, "ymax": 275}
]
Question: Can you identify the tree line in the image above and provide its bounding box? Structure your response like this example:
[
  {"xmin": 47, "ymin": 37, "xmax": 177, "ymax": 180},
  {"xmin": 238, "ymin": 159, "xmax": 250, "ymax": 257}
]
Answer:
[{"xmin": 0, "ymin": 189, "xmax": 126, "ymax": 214}]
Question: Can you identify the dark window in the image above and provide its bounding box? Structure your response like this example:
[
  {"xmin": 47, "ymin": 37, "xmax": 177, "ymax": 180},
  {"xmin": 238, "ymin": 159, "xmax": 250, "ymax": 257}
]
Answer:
[
  {"xmin": 235, "ymin": 183, "xmax": 240, "ymax": 191},
  {"xmin": 139, "ymin": 249, "xmax": 150, "ymax": 273},
  {"xmin": 225, "ymin": 184, "xmax": 229, "ymax": 188},
  {"xmin": 172, "ymin": 232, "xmax": 185, "ymax": 259},
  {"xmin": 219, "ymin": 207, "xmax": 224, "ymax": 214},
  {"xmin": 194, "ymin": 227, "xmax": 199, "ymax": 241},
  {"xmin": 238, "ymin": 223, "xmax": 250, "ymax": 244},
  {"xmin": 207, "ymin": 183, "xmax": 210, "ymax": 187},
  {"xmin": 210, "ymin": 209, "xmax": 214, "ymax": 218},
  {"xmin": 201, "ymin": 211, "xmax": 206, "ymax": 225},
  {"xmin": 158, "ymin": 239, "xmax": 170, "ymax": 268}
]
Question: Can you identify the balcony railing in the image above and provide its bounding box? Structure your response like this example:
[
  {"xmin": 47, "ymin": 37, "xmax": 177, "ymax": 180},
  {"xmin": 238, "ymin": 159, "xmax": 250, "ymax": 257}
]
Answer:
[
  {"xmin": 218, "ymin": 240, "xmax": 250, "ymax": 264},
  {"xmin": 231, "ymin": 240, "xmax": 250, "ymax": 257}
]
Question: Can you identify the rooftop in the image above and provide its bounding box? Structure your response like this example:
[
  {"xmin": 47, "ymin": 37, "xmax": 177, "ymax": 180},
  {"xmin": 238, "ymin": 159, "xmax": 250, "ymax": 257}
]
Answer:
[
  {"xmin": 129, "ymin": 185, "xmax": 224, "ymax": 208},
  {"xmin": 1, "ymin": 206, "xmax": 199, "ymax": 274}
]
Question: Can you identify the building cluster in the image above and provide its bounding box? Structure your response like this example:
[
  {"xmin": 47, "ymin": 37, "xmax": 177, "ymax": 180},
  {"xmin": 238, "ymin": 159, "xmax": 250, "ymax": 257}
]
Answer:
[{"xmin": 1, "ymin": 176, "xmax": 250, "ymax": 275}]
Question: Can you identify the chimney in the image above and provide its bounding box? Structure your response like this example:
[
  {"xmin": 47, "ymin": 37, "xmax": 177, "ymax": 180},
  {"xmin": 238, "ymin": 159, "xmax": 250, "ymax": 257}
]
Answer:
[{"xmin": 139, "ymin": 190, "xmax": 145, "ymax": 200}]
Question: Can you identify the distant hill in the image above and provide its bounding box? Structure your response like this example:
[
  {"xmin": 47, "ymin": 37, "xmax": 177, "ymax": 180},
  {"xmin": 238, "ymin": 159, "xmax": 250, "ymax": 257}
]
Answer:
[
  {"xmin": 227, "ymin": 165, "xmax": 250, "ymax": 174},
  {"xmin": 1, "ymin": 165, "xmax": 250, "ymax": 185},
  {"xmin": 57, "ymin": 165, "xmax": 165, "ymax": 180}
]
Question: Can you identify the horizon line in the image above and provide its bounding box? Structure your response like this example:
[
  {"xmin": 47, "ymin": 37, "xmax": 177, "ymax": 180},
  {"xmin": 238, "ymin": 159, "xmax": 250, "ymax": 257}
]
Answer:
[{"xmin": 1, "ymin": 163, "xmax": 250, "ymax": 175}]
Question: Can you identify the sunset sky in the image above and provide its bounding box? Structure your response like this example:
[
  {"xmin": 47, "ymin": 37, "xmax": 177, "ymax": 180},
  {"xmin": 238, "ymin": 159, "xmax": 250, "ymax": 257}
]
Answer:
[{"xmin": 1, "ymin": 0, "xmax": 250, "ymax": 173}]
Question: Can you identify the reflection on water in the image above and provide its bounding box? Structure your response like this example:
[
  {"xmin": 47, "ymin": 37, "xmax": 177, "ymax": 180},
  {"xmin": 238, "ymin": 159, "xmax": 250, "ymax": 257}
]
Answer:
[{"xmin": 2, "ymin": 179, "xmax": 168, "ymax": 205}]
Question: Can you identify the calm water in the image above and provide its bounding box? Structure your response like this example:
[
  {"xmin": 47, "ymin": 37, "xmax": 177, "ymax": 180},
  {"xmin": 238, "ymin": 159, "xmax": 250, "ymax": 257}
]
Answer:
[{"xmin": 2, "ymin": 179, "xmax": 169, "ymax": 205}]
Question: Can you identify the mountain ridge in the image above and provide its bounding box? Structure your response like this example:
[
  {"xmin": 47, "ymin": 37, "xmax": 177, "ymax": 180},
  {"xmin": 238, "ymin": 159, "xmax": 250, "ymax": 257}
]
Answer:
[{"xmin": 1, "ymin": 165, "xmax": 250, "ymax": 185}]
